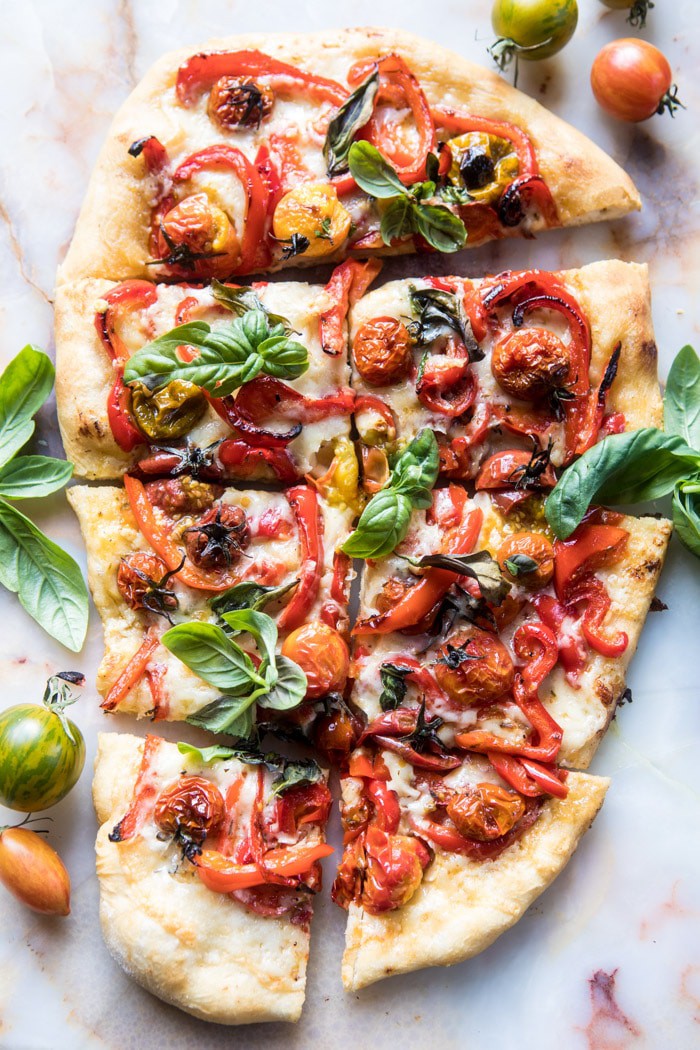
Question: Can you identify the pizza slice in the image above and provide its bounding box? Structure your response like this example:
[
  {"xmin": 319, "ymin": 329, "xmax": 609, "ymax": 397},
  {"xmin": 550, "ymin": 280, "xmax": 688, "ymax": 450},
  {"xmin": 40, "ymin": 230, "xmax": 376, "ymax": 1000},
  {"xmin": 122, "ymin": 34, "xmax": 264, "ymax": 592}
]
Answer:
[
  {"xmin": 93, "ymin": 732, "xmax": 332, "ymax": 1022},
  {"xmin": 349, "ymin": 261, "xmax": 662, "ymax": 491},
  {"xmin": 68, "ymin": 480, "xmax": 353, "ymax": 725},
  {"xmin": 55, "ymin": 262, "xmax": 376, "ymax": 482},
  {"xmin": 57, "ymin": 28, "xmax": 639, "ymax": 285}
]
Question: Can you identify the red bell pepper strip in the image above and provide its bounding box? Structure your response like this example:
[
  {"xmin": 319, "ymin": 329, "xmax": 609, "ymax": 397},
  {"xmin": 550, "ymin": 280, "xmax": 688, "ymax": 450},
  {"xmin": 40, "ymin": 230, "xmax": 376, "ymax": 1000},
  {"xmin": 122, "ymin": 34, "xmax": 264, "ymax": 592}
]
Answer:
[
  {"xmin": 123, "ymin": 475, "xmax": 240, "ymax": 591},
  {"xmin": 277, "ymin": 486, "xmax": 324, "ymax": 632},
  {"xmin": 416, "ymin": 339, "xmax": 477, "ymax": 417},
  {"xmin": 530, "ymin": 594, "xmax": 587, "ymax": 680},
  {"xmin": 108, "ymin": 735, "xmax": 164, "ymax": 839},
  {"xmin": 102, "ymin": 627, "xmax": 161, "ymax": 712},
  {"xmin": 217, "ymin": 438, "xmax": 299, "ymax": 484},
  {"xmin": 176, "ymin": 49, "xmax": 348, "ymax": 107},
  {"xmin": 497, "ymin": 174, "xmax": 559, "ymax": 228},
  {"xmin": 432, "ymin": 108, "xmax": 540, "ymax": 173},
  {"xmin": 353, "ymin": 507, "xmax": 484, "ymax": 635},
  {"xmin": 129, "ymin": 135, "xmax": 170, "ymax": 175},
  {"xmin": 348, "ymin": 749, "xmax": 390, "ymax": 781},
  {"xmin": 330, "ymin": 551, "xmax": 352, "ymax": 605},
  {"xmin": 275, "ymin": 782, "xmax": 332, "ymax": 839},
  {"xmin": 427, "ymin": 483, "xmax": 468, "ymax": 528},
  {"xmin": 564, "ymin": 576, "xmax": 628, "ymax": 657},
  {"xmin": 215, "ymin": 377, "xmax": 354, "ymax": 448},
  {"xmin": 411, "ymin": 800, "xmax": 542, "ymax": 860},
  {"xmin": 554, "ymin": 524, "xmax": 629, "ymax": 599},
  {"xmin": 354, "ymin": 395, "xmax": 397, "ymax": 440},
  {"xmin": 488, "ymin": 752, "xmax": 568, "ymax": 799},
  {"xmin": 171, "ymin": 145, "xmax": 268, "ymax": 276},
  {"xmin": 320, "ymin": 259, "xmax": 383, "ymax": 357},
  {"xmin": 366, "ymin": 778, "xmax": 401, "ymax": 834},
  {"xmin": 195, "ymin": 841, "xmax": 334, "ymax": 893},
  {"xmin": 374, "ymin": 735, "xmax": 462, "ymax": 772}
]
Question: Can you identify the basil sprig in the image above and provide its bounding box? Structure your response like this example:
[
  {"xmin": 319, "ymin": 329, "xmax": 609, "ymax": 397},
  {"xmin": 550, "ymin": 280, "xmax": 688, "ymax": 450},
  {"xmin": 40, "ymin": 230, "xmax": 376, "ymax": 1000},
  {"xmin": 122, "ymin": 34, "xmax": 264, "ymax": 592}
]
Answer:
[
  {"xmin": 348, "ymin": 142, "xmax": 467, "ymax": 253},
  {"xmin": 163, "ymin": 609, "xmax": 307, "ymax": 739},
  {"xmin": 177, "ymin": 741, "xmax": 323, "ymax": 797},
  {"xmin": 123, "ymin": 309, "xmax": 309, "ymax": 397},
  {"xmin": 342, "ymin": 429, "xmax": 439, "ymax": 559},
  {"xmin": 210, "ymin": 280, "xmax": 296, "ymax": 334},
  {"xmin": 0, "ymin": 346, "xmax": 88, "ymax": 652},
  {"xmin": 546, "ymin": 344, "xmax": 700, "ymax": 559},
  {"xmin": 324, "ymin": 70, "xmax": 379, "ymax": 177}
]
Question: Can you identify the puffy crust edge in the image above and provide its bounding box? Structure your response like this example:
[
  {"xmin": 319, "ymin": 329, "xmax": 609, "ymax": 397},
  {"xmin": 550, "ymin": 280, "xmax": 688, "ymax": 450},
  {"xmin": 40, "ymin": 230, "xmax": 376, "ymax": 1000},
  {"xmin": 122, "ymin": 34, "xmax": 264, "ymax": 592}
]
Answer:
[{"xmin": 341, "ymin": 769, "xmax": 609, "ymax": 990}]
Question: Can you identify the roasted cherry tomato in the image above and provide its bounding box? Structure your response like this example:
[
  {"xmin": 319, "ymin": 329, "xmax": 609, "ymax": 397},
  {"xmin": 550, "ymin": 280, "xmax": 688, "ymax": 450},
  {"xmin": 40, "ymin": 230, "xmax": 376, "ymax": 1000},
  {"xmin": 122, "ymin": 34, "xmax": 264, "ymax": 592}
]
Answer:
[
  {"xmin": 445, "ymin": 783, "xmax": 526, "ymax": 841},
  {"xmin": 434, "ymin": 627, "xmax": 514, "ymax": 706},
  {"xmin": 145, "ymin": 477, "xmax": 219, "ymax": 516},
  {"xmin": 591, "ymin": 39, "xmax": 682, "ymax": 122},
  {"xmin": 183, "ymin": 504, "xmax": 250, "ymax": 570},
  {"xmin": 117, "ymin": 552, "xmax": 180, "ymax": 619},
  {"xmin": 161, "ymin": 192, "xmax": 240, "ymax": 260},
  {"xmin": 273, "ymin": 183, "xmax": 352, "ymax": 259},
  {"xmin": 281, "ymin": 621, "xmax": 350, "ymax": 699},
  {"xmin": 491, "ymin": 0, "xmax": 579, "ymax": 64},
  {"xmin": 353, "ymin": 317, "xmax": 414, "ymax": 387},
  {"xmin": 207, "ymin": 76, "xmax": 275, "ymax": 129},
  {"xmin": 314, "ymin": 703, "xmax": 360, "ymax": 760},
  {"xmin": 448, "ymin": 132, "xmax": 519, "ymax": 205},
  {"xmin": 599, "ymin": 1, "xmax": 653, "ymax": 29},
  {"xmin": 491, "ymin": 328, "xmax": 570, "ymax": 401},
  {"xmin": 0, "ymin": 824, "xmax": 71, "ymax": 916},
  {"xmin": 130, "ymin": 380, "xmax": 207, "ymax": 440},
  {"xmin": 154, "ymin": 776, "xmax": 226, "ymax": 845},
  {"xmin": 361, "ymin": 828, "xmax": 430, "ymax": 913},
  {"xmin": 497, "ymin": 531, "xmax": 555, "ymax": 589},
  {"xmin": 0, "ymin": 675, "xmax": 85, "ymax": 812}
]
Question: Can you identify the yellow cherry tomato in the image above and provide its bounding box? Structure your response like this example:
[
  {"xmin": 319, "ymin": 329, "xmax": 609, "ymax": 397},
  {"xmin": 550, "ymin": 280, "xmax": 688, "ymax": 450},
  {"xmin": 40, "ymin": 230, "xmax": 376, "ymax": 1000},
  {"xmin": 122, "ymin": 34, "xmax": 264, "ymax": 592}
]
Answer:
[{"xmin": 273, "ymin": 183, "xmax": 352, "ymax": 259}]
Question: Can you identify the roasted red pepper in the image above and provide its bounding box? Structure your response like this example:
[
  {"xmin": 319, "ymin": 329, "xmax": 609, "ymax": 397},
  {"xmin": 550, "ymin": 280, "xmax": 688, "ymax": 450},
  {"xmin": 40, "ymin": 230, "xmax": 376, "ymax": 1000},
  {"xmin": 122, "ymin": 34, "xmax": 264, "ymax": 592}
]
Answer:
[
  {"xmin": 274, "ymin": 781, "xmax": 332, "ymax": 839},
  {"xmin": 411, "ymin": 799, "xmax": 541, "ymax": 860},
  {"xmin": 277, "ymin": 486, "xmax": 323, "ymax": 632},
  {"xmin": 320, "ymin": 259, "xmax": 383, "ymax": 357},
  {"xmin": 217, "ymin": 438, "xmax": 299, "ymax": 483},
  {"xmin": 488, "ymin": 752, "xmax": 568, "ymax": 799},
  {"xmin": 102, "ymin": 627, "xmax": 161, "ymax": 712},
  {"xmin": 530, "ymin": 593, "xmax": 587, "ymax": 679},
  {"xmin": 554, "ymin": 524, "xmax": 629, "ymax": 599},
  {"xmin": 416, "ymin": 339, "xmax": 477, "ymax": 417},
  {"xmin": 366, "ymin": 778, "xmax": 401, "ymax": 834},
  {"xmin": 214, "ymin": 377, "xmax": 354, "ymax": 448},
  {"xmin": 564, "ymin": 576, "xmax": 628, "ymax": 657},
  {"xmin": 195, "ymin": 841, "xmax": 334, "ymax": 893},
  {"xmin": 475, "ymin": 448, "xmax": 557, "ymax": 491},
  {"xmin": 108, "ymin": 735, "xmax": 163, "ymax": 840},
  {"xmin": 176, "ymin": 49, "xmax": 348, "ymax": 107}
]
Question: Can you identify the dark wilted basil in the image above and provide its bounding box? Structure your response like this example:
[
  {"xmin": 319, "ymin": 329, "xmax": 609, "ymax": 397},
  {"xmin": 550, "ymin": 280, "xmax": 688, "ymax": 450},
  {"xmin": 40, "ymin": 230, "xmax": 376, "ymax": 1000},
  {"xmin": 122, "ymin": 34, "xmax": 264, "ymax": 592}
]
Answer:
[{"xmin": 324, "ymin": 71, "xmax": 379, "ymax": 177}]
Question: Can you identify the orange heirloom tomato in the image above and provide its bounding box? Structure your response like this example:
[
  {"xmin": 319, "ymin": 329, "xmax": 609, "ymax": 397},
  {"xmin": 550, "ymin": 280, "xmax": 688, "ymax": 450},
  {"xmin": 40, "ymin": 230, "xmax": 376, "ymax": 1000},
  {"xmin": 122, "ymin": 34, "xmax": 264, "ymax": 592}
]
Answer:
[
  {"xmin": 591, "ymin": 39, "xmax": 682, "ymax": 122},
  {"xmin": 435, "ymin": 626, "xmax": 514, "ymax": 706},
  {"xmin": 491, "ymin": 328, "xmax": 570, "ymax": 401},
  {"xmin": 497, "ymin": 531, "xmax": 555, "ymax": 589},
  {"xmin": 281, "ymin": 621, "xmax": 350, "ymax": 699},
  {"xmin": 0, "ymin": 826, "xmax": 71, "ymax": 916},
  {"xmin": 446, "ymin": 783, "xmax": 526, "ymax": 841},
  {"xmin": 352, "ymin": 317, "xmax": 413, "ymax": 387},
  {"xmin": 154, "ymin": 776, "xmax": 226, "ymax": 845}
]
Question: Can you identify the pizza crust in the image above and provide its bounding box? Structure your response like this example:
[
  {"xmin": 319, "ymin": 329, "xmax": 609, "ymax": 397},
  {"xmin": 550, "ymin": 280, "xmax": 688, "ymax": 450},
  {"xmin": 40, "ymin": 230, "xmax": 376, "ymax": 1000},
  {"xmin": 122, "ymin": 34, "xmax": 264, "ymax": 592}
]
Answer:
[
  {"xmin": 57, "ymin": 27, "xmax": 639, "ymax": 285},
  {"xmin": 93, "ymin": 732, "xmax": 311, "ymax": 1023},
  {"xmin": 341, "ymin": 769, "xmax": 609, "ymax": 991}
]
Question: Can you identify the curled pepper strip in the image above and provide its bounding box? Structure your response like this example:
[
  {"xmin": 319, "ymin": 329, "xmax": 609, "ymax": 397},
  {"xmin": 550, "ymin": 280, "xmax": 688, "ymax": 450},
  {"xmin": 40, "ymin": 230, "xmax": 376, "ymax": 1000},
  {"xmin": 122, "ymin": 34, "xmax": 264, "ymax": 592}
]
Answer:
[
  {"xmin": 353, "ymin": 507, "xmax": 484, "ymax": 635},
  {"xmin": 416, "ymin": 338, "xmax": 478, "ymax": 417},
  {"xmin": 176, "ymin": 49, "xmax": 348, "ymax": 107},
  {"xmin": 366, "ymin": 778, "xmax": 401, "ymax": 834},
  {"xmin": 488, "ymin": 752, "xmax": 568, "ymax": 800},
  {"xmin": 277, "ymin": 485, "xmax": 324, "ymax": 632},
  {"xmin": 411, "ymin": 798, "xmax": 542, "ymax": 860},
  {"xmin": 108, "ymin": 735, "xmax": 164, "ymax": 839},
  {"xmin": 195, "ymin": 842, "xmax": 334, "ymax": 893},
  {"xmin": 123, "ymin": 475, "xmax": 240, "ymax": 591},
  {"xmin": 102, "ymin": 626, "xmax": 162, "ymax": 712},
  {"xmin": 530, "ymin": 593, "xmax": 587, "ymax": 680},
  {"xmin": 564, "ymin": 576, "xmax": 628, "ymax": 658},
  {"xmin": 554, "ymin": 524, "xmax": 629, "ymax": 599},
  {"xmin": 431, "ymin": 108, "xmax": 541, "ymax": 175},
  {"xmin": 320, "ymin": 259, "xmax": 383, "ymax": 357},
  {"xmin": 217, "ymin": 438, "xmax": 299, "ymax": 484},
  {"xmin": 359, "ymin": 703, "xmax": 462, "ymax": 772}
]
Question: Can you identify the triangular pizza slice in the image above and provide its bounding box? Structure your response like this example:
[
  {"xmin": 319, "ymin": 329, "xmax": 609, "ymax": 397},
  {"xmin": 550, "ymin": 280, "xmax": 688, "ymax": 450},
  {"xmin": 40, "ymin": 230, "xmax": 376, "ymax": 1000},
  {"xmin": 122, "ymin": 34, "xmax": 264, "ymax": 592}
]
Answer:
[{"xmin": 57, "ymin": 28, "xmax": 639, "ymax": 285}]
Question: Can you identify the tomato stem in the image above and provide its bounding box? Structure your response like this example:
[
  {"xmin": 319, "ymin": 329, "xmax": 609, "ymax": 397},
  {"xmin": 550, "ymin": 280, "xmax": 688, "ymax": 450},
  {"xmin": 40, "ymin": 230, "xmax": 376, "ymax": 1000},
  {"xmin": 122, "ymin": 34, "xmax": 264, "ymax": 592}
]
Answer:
[
  {"xmin": 658, "ymin": 84, "xmax": 685, "ymax": 118},
  {"xmin": 628, "ymin": 1, "xmax": 654, "ymax": 29},
  {"xmin": 0, "ymin": 813, "xmax": 52, "ymax": 836},
  {"xmin": 42, "ymin": 674, "xmax": 84, "ymax": 744}
]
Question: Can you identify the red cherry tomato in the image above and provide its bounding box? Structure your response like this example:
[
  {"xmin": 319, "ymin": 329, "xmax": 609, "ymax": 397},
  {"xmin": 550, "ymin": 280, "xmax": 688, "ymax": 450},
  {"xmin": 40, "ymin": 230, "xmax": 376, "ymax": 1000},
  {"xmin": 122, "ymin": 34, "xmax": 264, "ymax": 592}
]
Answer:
[
  {"xmin": 591, "ymin": 39, "xmax": 683, "ymax": 122},
  {"xmin": 280, "ymin": 621, "xmax": 350, "ymax": 699}
]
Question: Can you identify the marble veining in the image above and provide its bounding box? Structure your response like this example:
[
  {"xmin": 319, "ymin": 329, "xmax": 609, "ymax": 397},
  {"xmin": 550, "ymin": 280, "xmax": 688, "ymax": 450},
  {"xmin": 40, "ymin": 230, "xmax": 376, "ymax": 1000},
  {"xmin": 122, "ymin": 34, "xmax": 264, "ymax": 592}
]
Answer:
[{"xmin": 0, "ymin": 2, "xmax": 698, "ymax": 1048}]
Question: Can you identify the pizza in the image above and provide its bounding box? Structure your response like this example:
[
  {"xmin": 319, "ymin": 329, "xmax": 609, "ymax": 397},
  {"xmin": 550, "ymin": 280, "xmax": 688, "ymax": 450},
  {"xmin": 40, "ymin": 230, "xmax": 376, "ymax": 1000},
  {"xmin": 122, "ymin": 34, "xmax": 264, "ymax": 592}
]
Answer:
[
  {"xmin": 56, "ymin": 28, "xmax": 640, "ymax": 286},
  {"xmin": 349, "ymin": 261, "xmax": 662, "ymax": 486},
  {"xmin": 68, "ymin": 481, "xmax": 353, "ymax": 722},
  {"xmin": 93, "ymin": 732, "xmax": 332, "ymax": 1023}
]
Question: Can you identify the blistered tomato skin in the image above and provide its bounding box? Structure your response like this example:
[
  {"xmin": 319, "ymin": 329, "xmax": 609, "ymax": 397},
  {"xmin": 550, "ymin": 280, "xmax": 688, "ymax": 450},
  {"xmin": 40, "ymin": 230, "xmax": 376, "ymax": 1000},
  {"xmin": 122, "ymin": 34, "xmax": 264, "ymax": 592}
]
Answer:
[
  {"xmin": 184, "ymin": 505, "xmax": 251, "ymax": 570},
  {"xmin": 362, "ymin": 829, "xmax": 429, "ymax": 913},
  {"xmin": 446, "ymin": 784, "xmax": 526, "ymax": 841},
  {"xmin": 0, "ymin": 827, "xmax": 71, "ymax": 916},
  {"xmin": 491, "ymin": 328, "xmax": 570, "ymax": 401},
  {"xmin": 434, "ymin": 626, "xmax": 515, "ymax": 706},
  {"xmin": 497, "ymin": 531, "xmax": 555, "ymax": 589},
  {"xmin": 154, "ymin": 777, "xmax": 226, "ymax": 845},
  {"xmin": 591, "ymin": 39, "xmax": 678, "ymax": 122},
  {"xmin": 273, "ymin": 183, "xmax": 352, "ymax": 259},
  {"xmin": 208, "ymin": 76, "xmax": 274, "ymax": 129},
  {"xmin": 161, "ymin": 193, "xmax": 240, "ymax": 259},
  {"xmin": 117, "ymin": 552, "xmax": 175, "ymax": 611},
  {"xmin": 281, "ymin": 621, "xmax": 350, "ymax": 699},
  {"xmin": 0, "ymin": 705, "xmax": 85, "ymax": 812},
  {"xmin": 353, "ymin": 318, "xmax": 413, "ymax": 387}
]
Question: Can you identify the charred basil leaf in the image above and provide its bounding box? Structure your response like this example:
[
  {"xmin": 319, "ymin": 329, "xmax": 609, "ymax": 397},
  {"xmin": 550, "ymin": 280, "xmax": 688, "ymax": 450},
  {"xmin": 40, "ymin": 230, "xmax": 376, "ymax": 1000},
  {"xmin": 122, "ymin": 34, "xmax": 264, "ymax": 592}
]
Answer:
[
  {"xmin": 408, "ymin": 550, "xmax": 510, "ymax": 605},
  {"xmin": 378, "ymin": 663, "xmax": 412, "ymax": 711},
  {"xmin": 324, "ymin": 71, "xmax": 379, "ymax": 177},
  {"xmin": 273, "ymin": 233, "xmax": 311, "ymax": 260},
  {"xmin": 270, "ymin": 758, "xmax": 325, "ymax": 797},
  {"xmin": 209, "ymin": 579, "xmax": 298, "ymax": 620},
  {"xmin": 408, "ymin": 286, "xmax": 483, "ymax": 361},
  {"xmin": 210, "ymin": 280, "xmax": 295, "ymax": 334},
  {"xmin": 504, "ymin": 553, "xmax": 539, "ymax": 578}
]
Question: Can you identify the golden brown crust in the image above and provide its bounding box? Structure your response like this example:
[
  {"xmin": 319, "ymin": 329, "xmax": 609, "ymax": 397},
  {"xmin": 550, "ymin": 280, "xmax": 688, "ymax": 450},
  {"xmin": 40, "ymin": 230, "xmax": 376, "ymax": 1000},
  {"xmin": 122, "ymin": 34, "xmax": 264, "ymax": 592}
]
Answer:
[
  {"xmin": 58, "ymin": 27, "xmax": 639, "ymax": 285},
  {"xmin": 341, "ymin": 770, "xmax": 609, "ymax": 990}
]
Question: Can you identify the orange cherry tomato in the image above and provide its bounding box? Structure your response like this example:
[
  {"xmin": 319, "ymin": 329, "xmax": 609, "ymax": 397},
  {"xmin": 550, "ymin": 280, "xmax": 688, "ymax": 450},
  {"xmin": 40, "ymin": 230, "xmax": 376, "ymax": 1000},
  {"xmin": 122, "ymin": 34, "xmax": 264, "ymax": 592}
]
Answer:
[
  {"xmin": 497, "ymin": 531, "xmax": 555, "ymax": 589},
  {"xmin": 491, "ymin": 328, "xmax": 570, "ymax": 402},
  {"xmin": 446, "ymin": 783, "xmax": 526, "ymax": 841},
  {"xmin": 281, "ymin": 621, "xmax": 350, "ymax": 699},
  {"xmin": 591, "ymin": 39, "xmax": 682, "ymax": 122},
  {"xmin": 154, "ymin": 776, "xmax": 226, "ymax": 845},
  {"xmin": 434, "ymin": 626, "xmax": 514, "ymax": 706},
  {"xmin": 0, "ymin": 826, "xmax": 71, "ymax": 916},
  {"xmin": 353, "ymin": 317, "xmax": 413, "ymax": 387}
]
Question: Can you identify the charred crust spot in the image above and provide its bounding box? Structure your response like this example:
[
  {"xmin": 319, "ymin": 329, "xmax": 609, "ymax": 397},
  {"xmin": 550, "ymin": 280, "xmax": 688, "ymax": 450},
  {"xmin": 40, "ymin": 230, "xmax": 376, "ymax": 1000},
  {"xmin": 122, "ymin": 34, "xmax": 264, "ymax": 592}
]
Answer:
[{"xmin": 639, "ymin": 339, "xmax": 658, "ymax": 367}]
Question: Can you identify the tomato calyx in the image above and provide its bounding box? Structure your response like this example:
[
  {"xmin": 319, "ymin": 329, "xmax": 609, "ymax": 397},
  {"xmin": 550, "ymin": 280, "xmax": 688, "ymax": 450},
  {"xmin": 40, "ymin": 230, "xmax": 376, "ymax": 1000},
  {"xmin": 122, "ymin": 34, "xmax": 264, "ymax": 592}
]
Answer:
[{"xmin": 41, "ymin": 673, "xmax": 85, "ymax": 745}]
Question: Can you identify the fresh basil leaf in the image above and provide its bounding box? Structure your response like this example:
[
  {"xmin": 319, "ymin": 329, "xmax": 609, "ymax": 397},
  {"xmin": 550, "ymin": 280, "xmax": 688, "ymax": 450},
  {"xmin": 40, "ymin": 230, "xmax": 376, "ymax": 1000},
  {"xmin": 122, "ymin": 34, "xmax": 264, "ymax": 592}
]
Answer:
[
  {"xmin": 348, "ymin": 141, "xmax": 407, "ymax": 199},
  {"xmin": 664, "ymin": 345, "xmax": 700, "ymax": 448},
  {"xmin": 0, "ymin": 456, "xmax": 73, "ymax": 499},
  {"xmin": 0, "ymin": 499, "xmax": 89, "ymax": 652},
  {"xmin": 0, "ymin": 346, "xmax": 55, "ymax": 468},
  {"xmin": 380, "ymin": 197, "xmax": 417, "ymax": 245},
  {"xmin": 409, "ymin": 287, "xmax": 483, "ymax": 362},
  {"xmin": 210, "ymin": 280, "xmax": 294, "ymax": 333},
  {"xmin": 342, "ymin": 487, "xmax": 414, "ymax": 559},
  {"xmin": 209, "ymin": 579, "xmax": 298, "ymax": 619},
  {"xmin": 162, "ymin": 621, "xmax": 265, "ymax": 694},
  {"xmin": 672, "ymin": 480, "xmax": 700, "ymax": 558},
  {"xmin": 411, "ymin": 550, "xmax": 510, "ymax": 605},
  {"xmin": 504, "ymin": 553, "xmax": 539, "ymax": 578},
  {"xmin": 257, "ymin": 654, "xmax": 307, "ymax": 711},
  {"xmin": 177, "ymin": 742, "xmax": 243, "ymax": 764},
  {"xmin": 123, "ymin": 312, "xmax": 308, "ymax": 396},
  {"xmin": 185, "ymin": 693, "xmax": 258, "ymax": 738},
  {"xmin": 391, "ymin": 429, "xmax": 440, "ymax": 501},
  {"xmin": 413, "ymin": 202, "xmax": 467, "ymax": 253},
  {"xmin": 379, "ymin": 663, "xmax": 412, "ymax": 712},
  {"xmin": 221, "ymin": 609, "xmax": 278, "ymax": 670},
  {"xmin": 270, "ymin": 757, "xmax": 324, "ymax": 797},
  {"xmin": 324, "ymin": 71, "xmax": 379, "ymax": 177},
  {"xmin": 545, "ymin": 428, "xmax": 700, "ymax": 538}
]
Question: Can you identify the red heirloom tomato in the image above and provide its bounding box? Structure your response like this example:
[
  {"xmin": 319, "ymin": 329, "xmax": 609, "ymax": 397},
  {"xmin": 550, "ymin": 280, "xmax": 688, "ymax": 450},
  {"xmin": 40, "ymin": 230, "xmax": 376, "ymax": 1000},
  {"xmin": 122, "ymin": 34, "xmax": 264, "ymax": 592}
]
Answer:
[
  {"xmin": 281, "ymin": 621, "xmax": 350, "ymax": 698},
  {"xmin": 591, "ymin": 39, "xmax": 683, "ymax": 122}
]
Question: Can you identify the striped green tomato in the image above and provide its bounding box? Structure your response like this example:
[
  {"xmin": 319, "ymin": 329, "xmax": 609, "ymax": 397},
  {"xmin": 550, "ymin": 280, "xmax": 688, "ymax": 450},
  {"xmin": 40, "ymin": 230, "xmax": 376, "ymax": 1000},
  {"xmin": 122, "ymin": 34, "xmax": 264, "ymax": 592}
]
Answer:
[{"xmin": 0, "ymin": 674, "xmax": 85, "ymax": 812}]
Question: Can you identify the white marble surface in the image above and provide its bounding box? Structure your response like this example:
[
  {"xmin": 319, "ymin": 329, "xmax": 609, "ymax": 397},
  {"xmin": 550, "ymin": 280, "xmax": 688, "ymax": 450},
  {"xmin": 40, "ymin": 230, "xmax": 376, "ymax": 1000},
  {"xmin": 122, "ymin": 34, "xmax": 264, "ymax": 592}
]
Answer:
[{"xmin": 0, "ymin": 1, "xmax": 699, "ymax": 1047}]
